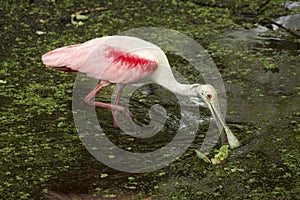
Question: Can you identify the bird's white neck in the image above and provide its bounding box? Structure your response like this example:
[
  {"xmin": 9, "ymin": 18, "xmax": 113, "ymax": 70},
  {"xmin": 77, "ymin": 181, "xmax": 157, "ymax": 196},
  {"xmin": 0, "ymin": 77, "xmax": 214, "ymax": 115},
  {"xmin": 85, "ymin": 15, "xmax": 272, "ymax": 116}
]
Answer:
[
  {"xmin": 162, "ymin": 81, "xmax": 197, "ymax": 97},
  {"xmin": 150, "ymin": 65, "xmax": 199, "ymax": 97}
]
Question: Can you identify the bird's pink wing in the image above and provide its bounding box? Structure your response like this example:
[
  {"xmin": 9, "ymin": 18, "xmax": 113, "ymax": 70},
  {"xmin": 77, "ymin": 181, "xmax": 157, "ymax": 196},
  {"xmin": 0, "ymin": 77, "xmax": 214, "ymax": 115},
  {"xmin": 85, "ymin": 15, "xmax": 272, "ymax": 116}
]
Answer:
[
  {"xmin": 42, "ymin": 36, "xmax": 160, "ymax": 83},
  {"xmin": 42, "ymin": 38, "xmax": 108, "ymax": 71},
  {"xmin": 98, "ymin": 46, "xmax": 158, "ymax": 84}
]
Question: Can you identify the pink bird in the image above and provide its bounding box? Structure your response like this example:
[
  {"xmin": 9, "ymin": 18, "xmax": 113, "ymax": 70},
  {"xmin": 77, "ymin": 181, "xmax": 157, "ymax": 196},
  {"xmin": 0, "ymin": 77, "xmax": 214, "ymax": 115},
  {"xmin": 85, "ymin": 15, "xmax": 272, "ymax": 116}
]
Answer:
[{"xmin": 42, "ymin": 36, "xmax": 240, "ymax": 148}]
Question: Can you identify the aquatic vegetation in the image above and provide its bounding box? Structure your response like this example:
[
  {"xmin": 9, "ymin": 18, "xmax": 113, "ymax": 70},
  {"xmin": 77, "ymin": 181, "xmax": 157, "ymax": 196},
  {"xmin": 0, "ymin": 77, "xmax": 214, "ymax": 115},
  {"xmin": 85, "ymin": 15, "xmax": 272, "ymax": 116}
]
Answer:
[
  {"xmin": 0, "ymin": 0, "xmax": 299, "ymax": 199},
  {"xmin": 195, "ymin": 145, "xmax": 230, "ymax": 165}
]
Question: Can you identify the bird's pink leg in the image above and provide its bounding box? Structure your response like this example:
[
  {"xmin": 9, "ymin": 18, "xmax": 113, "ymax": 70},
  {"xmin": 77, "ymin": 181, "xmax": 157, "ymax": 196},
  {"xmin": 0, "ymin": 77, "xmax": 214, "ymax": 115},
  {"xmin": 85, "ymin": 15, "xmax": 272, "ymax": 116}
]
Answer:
[
  {"xmin": 85, "ymin": 81, "xmax": 132, "ymax": 128},
  {"xmin": 112, "ymin": 84, "xmax": 126, "ymax": 128},
  {"xmin": 85, "ymin": 80, "xmax": 126, "ymax": 112}
]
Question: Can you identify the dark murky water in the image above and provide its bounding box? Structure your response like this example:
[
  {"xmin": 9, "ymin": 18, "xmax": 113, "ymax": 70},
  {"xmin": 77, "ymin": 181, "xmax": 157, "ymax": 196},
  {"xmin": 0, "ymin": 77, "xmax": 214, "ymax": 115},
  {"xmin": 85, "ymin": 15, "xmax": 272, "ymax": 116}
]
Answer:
[{"xmin": 1, "ymin": 1, "xmax": 299, "ymax": 199}]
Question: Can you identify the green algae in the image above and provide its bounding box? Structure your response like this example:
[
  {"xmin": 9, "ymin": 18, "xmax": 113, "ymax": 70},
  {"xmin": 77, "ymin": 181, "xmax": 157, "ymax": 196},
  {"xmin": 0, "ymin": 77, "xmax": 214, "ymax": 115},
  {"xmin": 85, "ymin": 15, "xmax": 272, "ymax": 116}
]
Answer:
[{"xmin": 0, "ymin": 0, "xmax": 299, "ymax": 199}]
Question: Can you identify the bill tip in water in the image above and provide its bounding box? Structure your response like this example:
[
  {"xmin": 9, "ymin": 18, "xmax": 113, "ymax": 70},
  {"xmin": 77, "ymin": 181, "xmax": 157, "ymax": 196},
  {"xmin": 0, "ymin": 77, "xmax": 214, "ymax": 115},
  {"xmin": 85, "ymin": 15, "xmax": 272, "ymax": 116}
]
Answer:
[{"xmin": 228, "ymin": 135, "xmax": 240, "ymax": 149}]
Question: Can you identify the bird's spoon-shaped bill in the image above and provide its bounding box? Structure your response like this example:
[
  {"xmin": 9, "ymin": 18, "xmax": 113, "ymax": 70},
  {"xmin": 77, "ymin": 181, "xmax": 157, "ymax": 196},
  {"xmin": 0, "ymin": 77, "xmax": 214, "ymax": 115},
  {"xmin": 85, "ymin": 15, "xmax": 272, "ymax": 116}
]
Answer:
[{"xmin": 206, "ymin": 99, "xmax": 240, "ymax": 149}]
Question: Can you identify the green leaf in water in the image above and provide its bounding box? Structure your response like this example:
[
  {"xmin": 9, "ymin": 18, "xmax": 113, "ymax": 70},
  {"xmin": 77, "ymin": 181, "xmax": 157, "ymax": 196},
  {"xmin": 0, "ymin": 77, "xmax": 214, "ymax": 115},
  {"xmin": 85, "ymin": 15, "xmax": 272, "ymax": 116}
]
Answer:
[
  {"xmin": 212, "ymin": 145, "xmax": 229, "ymax": 165},
  {"xmin": 211, "ymin": 158, "xmax": 221, "ymax": 165},
  {"xmin": 100, "ymin": 173, "xmax": 108, "ymax": 178},
  {"xmin": 75, "ymin": 14, "xmax": 88, "ymax": 20},
  {"xmin": 70, "ymin": 13, "xmax": 88, "ymax": 26},
  {"xmin": 195, "ymin": 150, "xmax": 211, "ymax": 163},
  {"xmin": 214, "ymin": 145, "xmax": 229, "ymax": 161},
  {"xmin": 196, "ymin": 145, "xmax": 230, "ymax": 165},
  {"xmin": 128, "ymin": 176, "xmax": 135, "ymax": 181}
]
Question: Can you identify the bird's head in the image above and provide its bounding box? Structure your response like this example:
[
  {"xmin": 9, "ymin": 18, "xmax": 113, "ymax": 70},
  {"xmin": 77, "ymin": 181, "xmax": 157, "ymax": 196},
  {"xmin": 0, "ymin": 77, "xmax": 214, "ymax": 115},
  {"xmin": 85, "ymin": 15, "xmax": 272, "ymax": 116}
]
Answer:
[
  {"xmin": 193, "ymin": 84, "xmax": 240, "ymax": 149},
  {"xmin": 198, "ymin": 84, "xmax": 217, "ymax": 105}
]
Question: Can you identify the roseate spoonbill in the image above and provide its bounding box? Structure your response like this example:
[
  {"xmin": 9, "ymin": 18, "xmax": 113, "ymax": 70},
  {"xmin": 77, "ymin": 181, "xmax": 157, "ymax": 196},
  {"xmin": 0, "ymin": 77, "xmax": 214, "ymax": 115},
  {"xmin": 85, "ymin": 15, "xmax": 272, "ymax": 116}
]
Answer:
[{"xmin": 42, "ymin": 36, "xmax": 240, "ymax": 148}]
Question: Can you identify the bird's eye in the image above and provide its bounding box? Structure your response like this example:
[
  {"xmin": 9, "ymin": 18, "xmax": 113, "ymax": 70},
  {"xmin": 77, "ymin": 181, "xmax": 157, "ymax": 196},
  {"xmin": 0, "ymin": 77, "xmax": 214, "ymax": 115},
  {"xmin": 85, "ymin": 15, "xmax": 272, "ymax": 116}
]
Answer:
[{"xmin": 206, "ymin": 93, "xmax": 212, "ymax": 99}]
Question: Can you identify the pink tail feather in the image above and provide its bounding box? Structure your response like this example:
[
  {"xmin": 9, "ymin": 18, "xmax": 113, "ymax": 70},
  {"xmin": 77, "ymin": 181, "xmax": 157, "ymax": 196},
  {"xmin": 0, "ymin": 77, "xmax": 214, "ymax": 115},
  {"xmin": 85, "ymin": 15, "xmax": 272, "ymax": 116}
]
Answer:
[
  {"xmin": 42, "ymin": 43, "xmax": 82, "ymax": 70},
  {"xmin": 41, "ymin": 38, "xmax": 106, "ymax": 72}
]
